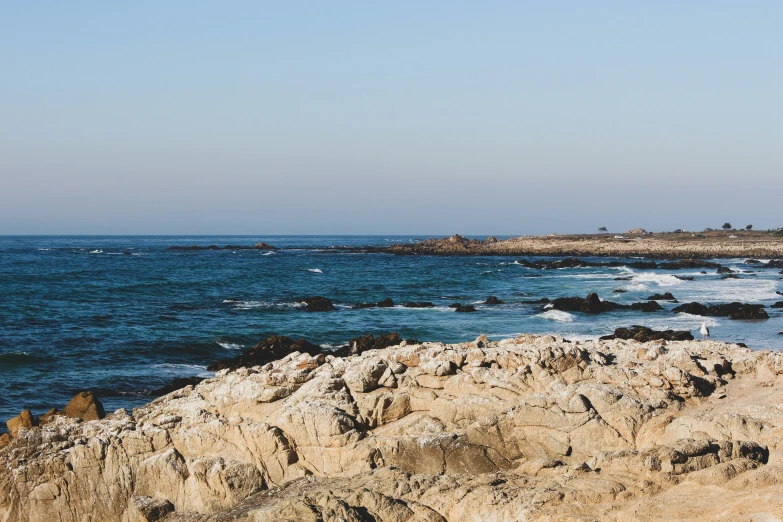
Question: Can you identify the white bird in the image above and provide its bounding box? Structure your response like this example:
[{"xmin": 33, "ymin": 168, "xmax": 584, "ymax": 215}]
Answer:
[{"xmin": 700, "ymin": 322, "xmax": 710, "ymax": 341}]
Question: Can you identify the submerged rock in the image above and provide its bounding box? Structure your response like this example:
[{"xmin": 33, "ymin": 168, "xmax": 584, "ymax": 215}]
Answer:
[
  {"xmin": 353, "ymin": 298, "xmax": 395, "ymax": 309},
  {"xmin": 484, "ymin": 296, "xmax": 503, "ymax": 304},
  {"xmin": 403, "ymin": 301, "xmax": 435, "ymax": 308},
  {"xmin": 454, "ymin": 304, "xmax": 477, "ymax": 313}
]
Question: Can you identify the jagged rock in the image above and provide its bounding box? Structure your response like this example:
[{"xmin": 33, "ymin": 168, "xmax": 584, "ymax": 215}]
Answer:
[
  {"xmin": 647, "ymin": 292, "xmax": 676, "ymax": 300},
  {"xmin": 337, "ymin": 332, "xmax": 408, "ymax": 357},
  {"xmin": 484, "ymin": 296, "xmax": 503, "ymax": 304},
  {"xmin": 3, "ymin": 336, "xmax": 783, "ymax": 521},
  {"xmin": 0, "ymin": 433, "xmax": 10, "ymax": 448},
  {"xmin": 208, "ymin": 335, "xmax": 321, "ymax": 371},
  {"xmin": 297, "ymin": 296, "xmax": 335, "ymax": 312},
  {"xmin": 253, "ymin": 242, "xmax": 277, "ymax": 250},
  {"xmin": 672, "ymin": 302, "xmax": 769, "ymax": 320},
  {"xmin": 6, "ymin": 409, "xmax": 37, "ymax": 437},
  {"xmin": 717, "ymin": 267, "xmax": 735, "ymax": 274},
  {"xmin": 770, "ymin": 301, "xmax": 783, "ymax": 309},
  {"xmin": 63, "ymin": 391, "xmax": 105, "ymax": 421}
]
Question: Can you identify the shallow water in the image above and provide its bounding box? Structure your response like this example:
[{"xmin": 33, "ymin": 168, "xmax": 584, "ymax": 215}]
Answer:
[{"xmin": 1, "ymin": 235, "xmax": 781, "ymax": 429}]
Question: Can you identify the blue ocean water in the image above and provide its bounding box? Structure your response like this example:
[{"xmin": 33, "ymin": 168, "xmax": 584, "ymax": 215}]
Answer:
[{"xmin": 1, "ymin": 235, "xmax": 782, "ymax": 430}]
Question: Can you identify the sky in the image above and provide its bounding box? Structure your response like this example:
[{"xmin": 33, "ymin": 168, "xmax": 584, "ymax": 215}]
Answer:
[{"xmin": 1, "ymin": 2, "xmax": 781, "ymax": 235}]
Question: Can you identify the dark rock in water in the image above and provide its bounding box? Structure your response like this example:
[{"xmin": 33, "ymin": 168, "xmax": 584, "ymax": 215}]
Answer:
[
  {"xmin": 672, "ymin": 302, "xmax": 769, "ymax": 320},
  {"xmin": 552, "ymin": 293, "xmax": 627, "ymax": 314},
  {"xmin": 614, "ymin": 277, "xmax": 633, "ymax": 281},
  {"xmin": 630, "ymin": 301, "xmax": 663, "ymax": 312},
  {"xmin": 744, "ymin": 259, "xmax": 762, "ymax": 264},
  {"xmin": 599, "ymin": 325, "xmax": 694, "ymax": 342},
  {"xmin": 298, "ymin": 296, "xmax": 335, "ymax": 312},
  {"xmin": 64, "ymin": 391, "xmax": 106, "ymax": 421},
  {"xmin": 207, "ymin": 335, "xmax": 321, "ymax": 371},
  {"xmin": 404, "ymin": 301, "xmax": 435, "ymax": 308},
  {"xmin": 448, "ymin": 303, "xmax": 461, "ymax": 309},
  {"xmin": 626, "ymin": 261, "xmax": 659, "ymax": 269},
  {"xmin": 152, "ymin": 376, "xmax": 206, "ymax": 396},
  {"xmin": 353, "ymin": 298, "xmax": 395, "ymax": 309},
  {"xmin": 674, "ymin": 275, "xmax": 695, "ymax": 281},
  {"xmin": 779, "ymin": 332, "xmax": 783, "ymax": 335},
  {"xmin": 453, "ymin": 304, "xmax": 477, "ymax": 313},
  {"xmin": 762, "ymin": 259, "xmax": 783, "ymax": 268},
  {"xmin": 613, "ymin": 289, "xmax": 628, "ymax": 293},
  {"xmin": 659, "ymin": 259, "xmax": 722, "ymax": 270},
  {"xmin": 338, "ymin": 332, "xmax": 409, "ymax": 356},
  {"xmin": 168, "ymin": 243, "xmax": 277, "ymax": 251},
  {"xmin": 122, "ymin": 251, "xmax": 132, "ymax": 255},
  {"xmin": 520, "ymin": 298, "xmax": 550, "ymax": 304},
  {"xmin": 646, "ymin": 292, "xmax": 676, "ymax": 301},
  {"xmin": 721, "ymin": 274, "xmax": 741, "ymax": 279},
  {"xmin": 771, "ymin": 301, "xmax": 783, "ymax": 309},
  {"xmin": 717, "ymin": 267, "xmax": 735, "ymax": 274},
  {"xmin": 253, "ymin": 242, "xmax": 277, "ymax": 250},
  {"xmin": 777, "ymin": 291, "xmax": 783, "ymax": 295},
  {"xmin": 700, "ymin": 271, "xmax": 707, "ymax": 274},
  {"xmin": 484, "ymin": 296, "xmax": 503, "ymax": 304}
]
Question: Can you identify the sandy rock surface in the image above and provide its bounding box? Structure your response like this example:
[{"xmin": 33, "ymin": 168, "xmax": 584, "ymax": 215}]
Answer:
[{"xmin": 2, "ymin": 335, "xmax": 783, "ymax": 521}]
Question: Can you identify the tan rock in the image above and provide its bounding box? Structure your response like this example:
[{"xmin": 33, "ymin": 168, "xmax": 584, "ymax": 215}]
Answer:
[
  {"xmin": 2, "ymin": 336, "xmax": 783, "ymax": 521},
  {"xmin": 63, "ymin": 390, "xmax": 105, "ymax": 420},
  {"xmin": 6, "ymin": 408, "xmax": 37, "ymax": 437}
]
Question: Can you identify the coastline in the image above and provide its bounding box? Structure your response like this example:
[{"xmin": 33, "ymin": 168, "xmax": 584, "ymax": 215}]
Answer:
[
  {"xmin": 371, "ymin": 231, "xmax": 783, "ymax": 259},
  {"xmin": 3, "ymin": 334, "xmax": 783, "ymax": 521}
]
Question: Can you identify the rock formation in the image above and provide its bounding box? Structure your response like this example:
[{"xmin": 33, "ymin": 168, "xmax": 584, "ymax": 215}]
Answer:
[{"xmin": 2, "ymin": 335, "xmax": 783, "ymax": 521}]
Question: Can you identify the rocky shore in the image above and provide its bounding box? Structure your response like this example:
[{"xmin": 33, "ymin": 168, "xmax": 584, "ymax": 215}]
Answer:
[
  {"xmin": 377, "ymin": 232, "xmax": 783, "ymax": 259},
  {"xmin": 3, "ymin": 334, "xmax": 783, "ymax": 521}
]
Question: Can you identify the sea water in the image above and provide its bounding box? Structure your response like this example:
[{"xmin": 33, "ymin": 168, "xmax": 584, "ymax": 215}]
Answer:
[{"xmin": 1, "ymin": 235, "xmax": 781, "ymax": 428}]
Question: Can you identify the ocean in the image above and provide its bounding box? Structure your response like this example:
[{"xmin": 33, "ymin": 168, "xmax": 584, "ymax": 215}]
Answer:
[{"xmin": 1, "ymin": 235, "xmax": 781, "ymax": 429}]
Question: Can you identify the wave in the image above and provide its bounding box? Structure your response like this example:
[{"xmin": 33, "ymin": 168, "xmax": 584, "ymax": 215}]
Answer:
[
  {"xmin": 152, "ymin": 363, "xmax": 213, "ymax": 377},
  {"xmin": 631, "ymin": 273, "xmax": 684, "ymax": 287},
  {"xmin": 217, "ymin": 342, "xmax": 243, "ymax": 350},
  {"xmin": 537, "ymin": 310, "xmax": 575, "ymax": 322},
  {"xmin": 308, "ymin": 268, "xmax": 323, "ymax": 273},
  {"xmin": 261, "ymin": 251, "xmax": 276, "ymax": 255},
  {"xmin": 88, "ymin": 250, "xmax": 103, "ymax": 254}
]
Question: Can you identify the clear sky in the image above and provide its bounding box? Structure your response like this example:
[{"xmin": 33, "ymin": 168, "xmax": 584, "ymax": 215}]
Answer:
[{"xmin": 1, "ymin": 2, "xmax": 781, "ymax": 235}]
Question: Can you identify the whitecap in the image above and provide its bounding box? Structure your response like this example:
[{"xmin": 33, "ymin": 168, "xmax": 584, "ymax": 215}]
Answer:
[
  {"xmin": 217, "ymin": 342, "xmax": 243, "ymax": 350},
  {"xmin": 88, "ymin": 250, "xmax": 103, "ymax": 254},
  {"xmin": 631, "ymin": 272, "xmax": 684, "ymax": 287},
  {"xmin": 538, "ymin": 310, "xmax": 575, "ymax": 322},
  {"xmin": 308, "ymin": 268, "xmax": 323, "ymax": 273},
  {"xmin": 261, "ymin": 251, "xmax": 276, "ymax": 255}
]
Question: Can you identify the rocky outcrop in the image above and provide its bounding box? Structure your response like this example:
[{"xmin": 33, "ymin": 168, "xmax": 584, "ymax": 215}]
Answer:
[
  {"xmin": 451, "ymin": 304, "xmax": 476, "ymax": 313},
  {"xmin": 335, "ymin": 333, "xmax": 414, "ymax": 357},
  {"xmin": 404, "ymin": 301, "xmax": 435, "ymax": 308},
  {"xmin": 483, "ymin": 296, "xmax": 503, "ymax": 304},
  {"xmin": 63, "ymin": 391, "xmax": 105, "ymax": 421},
  {"xmin": 646, "ymin": 292, "xmax": 676, "ymax": 301},
  {"xmin": 550, "ymin": 293, "xmax": 662, "ymax": 314},
  {"xmin": 296, "ymin": 296, "xmax": 335, "ymax": 312},
  {"xmin": 672, "ymin": 302, "xmax": 770, "ymax": 320},
  {"xmin": 207, "ymin": 335, "xmax": 322, "ymax": 371},
  {"xmin": 3, "ymin": 336, "xmax": 783, "ymax": 521},
  {"xmin": 771, "ymin": 301, "xmax": 783, "ymax": 309},
  {"xmin": 167, "ymin": 243, "xmax": 277, "ymax": 251},
  {"xmin": 599, "ymin": 325, "xmax": 694, "ymax": 342}
]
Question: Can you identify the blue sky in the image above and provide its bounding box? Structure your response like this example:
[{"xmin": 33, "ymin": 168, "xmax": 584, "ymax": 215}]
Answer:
[{"xmin": 1, "ymin": 2, "xmax": 781, "ymax": 234}]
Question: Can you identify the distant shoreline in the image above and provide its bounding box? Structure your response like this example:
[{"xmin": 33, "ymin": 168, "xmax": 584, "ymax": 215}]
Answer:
[{"xmin": 363, "ymin": 231, "xmax": 783, "ymax": 260}]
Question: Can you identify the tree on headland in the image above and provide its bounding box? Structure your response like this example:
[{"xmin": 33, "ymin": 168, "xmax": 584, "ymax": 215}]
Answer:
[
  {"xmin": 745, "ymin": 224, "xmax": 753, "ymax": 230},
  {"xmin": 598, "ymin": 227, "xmax": 607, "ymax": 232},
  {"xmin": 722, "ymin": 222, "xmax": 732, "ymax": 230}
]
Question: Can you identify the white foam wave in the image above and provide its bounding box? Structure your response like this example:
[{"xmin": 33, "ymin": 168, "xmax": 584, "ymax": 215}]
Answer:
[
  {"xmin": 538, "ymin": 310, "xmax": 575, "ymax": 322},
  {"xmin": 37, "ymin": 248, "xmax": 51, "ymax": 251},
  {"xmin": 261, "ymin": 251, "xmax": 276, "ymax": 255},
  {"xmin": 88, "ymin": 250, "xmax": 103, "ymax": 254},
  {"xmin": 217, "ymin": 342, "xmax": 243, "ymax": 350},
  {"xmin": 631, "ymin": 272, "xmax": 684, "ymax": 287},
  {"xmin": 308, "ymin": 268, "xmax": 323, "ymax": 273}
]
